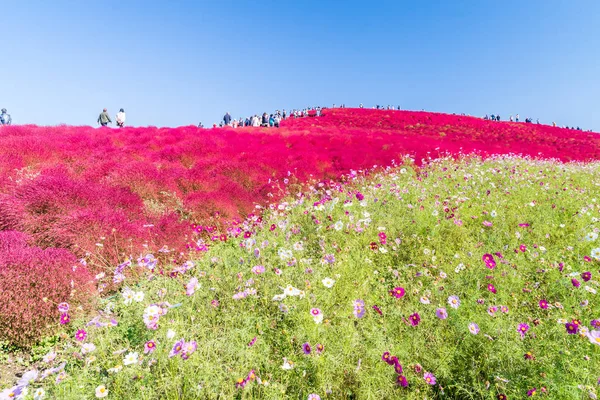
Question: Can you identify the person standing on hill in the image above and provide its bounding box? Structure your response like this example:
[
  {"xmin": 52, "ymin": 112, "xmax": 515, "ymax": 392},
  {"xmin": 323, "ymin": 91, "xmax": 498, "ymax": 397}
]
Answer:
[
  {"xmin": 223, "ymin": 112, "xmax": 232, "ymax": 126},
  {"xmin": 97, "ymin": 108, "xmax": 112, "ymax": 126},
  {"xmin": 0, "ymin": 108, "xmax": 12, "ymax": 125},
  {"xmin": 116, "ymin": 108, "xmax": 126, "ymax": 127}
]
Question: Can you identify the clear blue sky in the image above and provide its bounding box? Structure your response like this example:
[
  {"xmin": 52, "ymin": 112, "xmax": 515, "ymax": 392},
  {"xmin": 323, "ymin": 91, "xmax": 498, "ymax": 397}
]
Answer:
[{"xmin": 2, "ymin": 0, "xmax": 599, "ymax": 129}]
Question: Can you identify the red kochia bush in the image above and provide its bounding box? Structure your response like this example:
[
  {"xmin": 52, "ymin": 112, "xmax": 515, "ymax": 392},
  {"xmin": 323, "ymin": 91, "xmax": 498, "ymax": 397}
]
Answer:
[{"xmin": 0, "ymin": 231, "xmax": 95, "ymax": 347}]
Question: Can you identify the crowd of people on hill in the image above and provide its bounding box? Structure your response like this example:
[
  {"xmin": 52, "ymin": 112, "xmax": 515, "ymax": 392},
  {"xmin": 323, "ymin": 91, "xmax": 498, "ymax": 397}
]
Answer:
[
  {"xmin": 200, "ymin": 106, "xmax": 326, "ymax": 129},
  {"xmin": 0, "ymin": 105, "xmax": 593, "ymax": 132},
  {"xmin": 483, "ymin": 112, "xmax": 584, "ymax": 130}
]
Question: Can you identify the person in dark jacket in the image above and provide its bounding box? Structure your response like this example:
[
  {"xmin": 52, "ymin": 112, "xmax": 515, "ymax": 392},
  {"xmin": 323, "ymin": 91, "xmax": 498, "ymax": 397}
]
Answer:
[
  {"xmin": 223, "ymin": 112, "xmax": 232, "ymax": 126},
  {"xmin": 0, "ymin": 109, "xmax": 11, "ymax": 125},
  {"xmin": 261, "ymin": 113, "xmax": 269, "ymax": 127},
  {"xmin": 97, "ymin": 108, "xmax": 112, "ymax": 126}
]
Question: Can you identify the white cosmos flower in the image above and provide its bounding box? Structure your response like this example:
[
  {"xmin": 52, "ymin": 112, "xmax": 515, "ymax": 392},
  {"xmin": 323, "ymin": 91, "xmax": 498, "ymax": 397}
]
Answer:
[
  {"xmin": 122, "ymin": 288, "xmax": 134, "ymax": 305},
  {"xmin": 166, "ymin": 329, "xmax": 176, "ymax": 339},
  {"xmin": 586, "ymin": 232, "xmax": 598, "ymax": 241},
  {"xmin": 585, "ymin": 286, "xmax": 597, "ymax": 294},
  {"xmin": 322, "ymin": 278, "xmax": 335, "ymax": 288},
  {"xmin": 95, "ymin": 385, "xmax": 109, "ymax": 398},
  {"xmin": 107, "ymin": 365, "xmax": 122, "ymax": 374},
  {"xmin": 133, "ymin": 291, "xmax": 145, "ymax": 302},
  {"xmin": 33, "ymin": 388, "xmax": 45, "ymax": 400},
  {"xmin": 333, "ymin": 221, "xmax": 343, "ymax": 231},
  {"xmin": 81, "ymin": 343, "xmax": 96, "ymax": 354},
  {"xmin": 144, "ymin": 305, "xmax": 161, "ymax": 317},
  {"xmin": 42, "ymin": 351, "xmax": 56, "ymax": 363},
  {"xmin": 272, "ymin": 294, "xmax": 286, "ymax": 301},
  {"xmin": 283, "ymin": 285, "xmax": 301, "ymax": 296},
  {"xmin": 281, "ymin": 358, "xmax": 295, "ymax": 370},
  {"xmin": 123, "ymin": 352, "xmax": 139, "ymax": 366}
]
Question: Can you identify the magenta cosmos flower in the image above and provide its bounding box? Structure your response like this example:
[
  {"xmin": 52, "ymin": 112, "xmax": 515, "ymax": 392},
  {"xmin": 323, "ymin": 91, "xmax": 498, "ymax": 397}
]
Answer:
[
  {"xmin": 394, "ymin": 363, "xmax": 403, "ymax": 374},
  {"xmin": 423, "ymin": 372, "xmax": 436, "ymax": 385},
  {"xmin": 565, "ymin": 322, "xmax": 579, "ymax": 335},
  {"xmin": 75, "ymin": 329, "xmax": 87, "ymax": 341},
  {"xmin": 539, "ymin": 299, "xmax": 549, "ymax": 309},
  {"xmin": 378, "ymin": 232, "xmax": 387, "ymax": 245},
  {"xmin": 356, "ymin": 192, "xmax": 364, "ymax": 201},
  {"xmin": 235, "ymin": 377, "xmax": 247, "ymax": 389},
  {"xmin": 519, "ymin": 244, "xmax": 527, "ymax": 252},
  {"xmin": 487, "ymin": 284, "xmax": 497, "ymax": 294},
  {"xmin": 396, "ymin": 375, "xmax": 408, "ymax": 387},
  {"xmin": 382, "ymin": 351, "xmax": 392, "ymax": 364},
  {"xmin": 389, "ymin": 287, "xmax": 406, "ymax": 298},
  {"xmin": 436, "ymin": 308, "xmax": 448, "ymax": 320},
  {"xmin": 582, "ymin": 271, "xmax": 592, "ymax": 282},
  {"xmin": 409, "ymin": 313, "xmax": 421, "ymax": 326},
  {"xmin": 482, "ymin": 253, "xmax": 496, "ymax": 269},
  {"xmin": 302, "ymin": 342, "xmax": 312, "ymax": 355},
  {"xmin": 572, "ymin": 278, "xmax": 581, "ymax": 288},
  {"xmin": 144, "ymin": 340, "xmax": 157, "ymax": 354},
  {"xmin": 518, "ymin": 323, "xmax": 530, "ymax": 338},
  {"xmin": 59, "ymin": 313, "xmax": 70, "ymax": 325}
]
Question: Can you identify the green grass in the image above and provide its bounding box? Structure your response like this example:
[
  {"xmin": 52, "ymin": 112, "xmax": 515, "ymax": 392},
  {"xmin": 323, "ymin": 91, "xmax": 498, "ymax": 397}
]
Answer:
[{"xmin": 7, "ymin": 156, "xmax": 600, "ymax": 399}]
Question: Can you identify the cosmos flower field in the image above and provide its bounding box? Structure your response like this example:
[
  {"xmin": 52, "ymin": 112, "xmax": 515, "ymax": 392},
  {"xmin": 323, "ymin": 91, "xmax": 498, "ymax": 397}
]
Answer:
[{"xmin": 1, "ymin": 109, "xmax": 600, "ymax": 399}]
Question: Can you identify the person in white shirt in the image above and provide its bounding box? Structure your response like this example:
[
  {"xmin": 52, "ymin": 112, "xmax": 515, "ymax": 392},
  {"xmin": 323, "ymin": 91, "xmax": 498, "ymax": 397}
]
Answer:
[{"xmin": 116, "ymin": 108, "xmax": 126, "ymax": 128}]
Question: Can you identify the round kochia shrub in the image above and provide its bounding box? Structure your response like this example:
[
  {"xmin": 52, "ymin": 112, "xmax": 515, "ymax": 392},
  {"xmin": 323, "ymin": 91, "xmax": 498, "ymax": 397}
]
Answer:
[{"xmin": 0, "ymin": 231, "xmax": 95, "ymax": 347}]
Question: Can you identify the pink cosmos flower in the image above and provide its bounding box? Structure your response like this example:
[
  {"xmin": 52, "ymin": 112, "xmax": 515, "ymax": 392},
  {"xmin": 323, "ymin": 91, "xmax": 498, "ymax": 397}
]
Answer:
[
  {"xmin": 423, "ymin": 372, "xmax": 436, "ymax": 385},
  {"xmin": 144, "ymin": 340, "xmax": 157, "ymax": 354},
  {"xmin": 57, "ymin": 302, "xmax": 69, "ymax": 314},
  {"xmin": 436, "ymin": 308, "xmax": 448, "ymax": 320},
  {"xmin": 251, "ymin": 265, "xmax": 265, "ymax": 275}
]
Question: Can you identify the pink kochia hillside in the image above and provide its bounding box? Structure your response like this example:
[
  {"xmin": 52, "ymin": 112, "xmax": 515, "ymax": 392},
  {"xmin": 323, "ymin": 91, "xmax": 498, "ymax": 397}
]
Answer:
[{"xmin": 0, "ymin": 108, "xmax": 598, "ymax": 346}]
